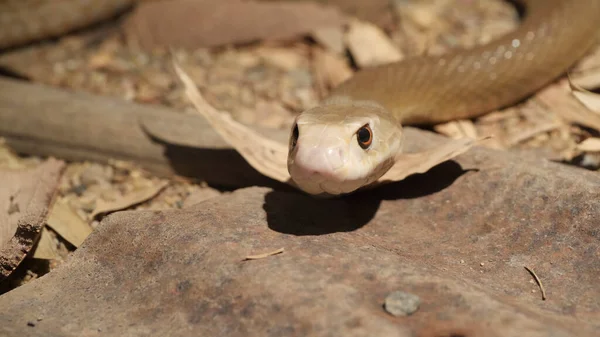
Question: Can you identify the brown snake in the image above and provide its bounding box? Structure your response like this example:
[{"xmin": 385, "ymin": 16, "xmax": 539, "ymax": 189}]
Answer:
[{"xmin": 1, "ymin": 1, "xmax": 598, "ymax": 196}]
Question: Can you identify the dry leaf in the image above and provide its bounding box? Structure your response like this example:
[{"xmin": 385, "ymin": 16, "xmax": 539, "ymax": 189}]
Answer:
[
  {"xmin": 377, "ymin": 137, "xmax": 487, "ymax": 184},
  {"xmin": 345, "ymin": 19, "xmax": 403, "ymax": 68},
  {"xmin": 434, "ymin": 120, "xmax": 478, "ymax": 139},
  {"xmin": 313, "ymin": 48, "xmax": 353, "ymax": 96},
  {"xmin": 505, "ymin": 121, "xmax": 560, "ymax": 146},
  {"xmin": 32, "ymin": 227, "xmax": 60, "ymax": 260},
  {"xmin": 577, "ymin": 138, "xmax": 600, "ymax": 152},
  {"xmin": 257, "ymin": 47, "xmax": 304, "ymax": 71},
  {"xmin": 311, "ymin": 26, "xmax": 346, "ymax": 55},
  {"xmin": 571, "ymin": 87, "xmax": 600, "ymax": 113},
  {"xmin": 536, "ymin": 83, "xmax": 600, "ymax": 131},
  {"xmin": 46, "ymin": 199, "xmax": 93, "ymax": 248},
  {"xmin": 571, "ymin": 45, "xmax": 600, "ymax": 89},
  {"xmin": 91, "ymin": 181, "xmax": 169, "ymax": 218},
  {"xmin": 173, "ymin": 59, "xmax": 291, "ymax": 184}
]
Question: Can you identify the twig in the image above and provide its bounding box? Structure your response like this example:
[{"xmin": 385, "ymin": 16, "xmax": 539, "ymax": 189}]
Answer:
[
  {"xmin": 524, "ymin": 266, "xmax": 547, "ymax": 300},
  {"xmin": 244, "ymin": 248, "xmax": 285, "ymax": 261}
]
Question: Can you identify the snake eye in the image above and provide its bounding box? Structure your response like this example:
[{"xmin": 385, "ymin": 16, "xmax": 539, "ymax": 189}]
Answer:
[
  {"xmin": 290, "ymin": 124, "xmax": 299, "ymax": 149},
  {"xmin": 357, "ymin": 124, "xmax": 372, "ymax": 149}
]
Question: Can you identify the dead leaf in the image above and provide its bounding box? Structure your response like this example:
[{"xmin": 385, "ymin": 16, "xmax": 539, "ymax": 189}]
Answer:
[
  {"xmin": 577, "ymin": 138, "xmax": 600, "ymax": 152},
  {"xmin": 571, "ymin": 86, "xmax": 600, "ymax": 113},
  {"xmin": 124, "ymin": 0, "xmax": 346, "ymax": 50},
  {"xmin": 311, "ymin": 26, "xmax": 346, "ymax": 55},
  {"xmin": 377, "ymin": 137, "xmax": 488, "ymax": 184},
  {"xmin": 345, "ymin": 19, "xmax": 403, "ymax": 68},
  {"xmin": 32, "ymin": 227, "xmax": 60, "ymax": 260},
  {"xmin": 46, "ymin": 199, "xmax": 93, "ymax": 248},
  {"xmin": 91, "ymin": 181, "xmax": 169, "ymax": 218},
  {"xmin": 505, "ymin": 121, "xmax": 561, "ymax": 146},
  {"xmin": 434, "ymin": 120, "xmax": 478, "ymax": 139},
  {"xmin": 257, "ymin": 47, "xmax": 304, "ymax": 72},
  {"xmin": 173, "ymin": 59, "xmax": 291, "ymax": 184},
  {"xmin": 536, "ymin": 82, "xmax": 600, "ymax": 131},
  {"xmin": 313, "ymin": 48, "xmax": 353, "ymax": 97},
  {"xmin": 571, "ymin": 45, "xmax": 600, "ymax": 89}
]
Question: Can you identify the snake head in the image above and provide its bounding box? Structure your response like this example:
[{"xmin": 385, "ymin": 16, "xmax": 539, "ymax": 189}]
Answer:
[{"xmin": 287, "ymin": 99, "xmax": 403, "ymax": 196}]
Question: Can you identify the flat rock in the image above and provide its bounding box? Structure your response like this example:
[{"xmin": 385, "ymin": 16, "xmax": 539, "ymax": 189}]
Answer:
[{"xmin": 0, "ymin": 133, "xmax": 599, "ymax": 336}]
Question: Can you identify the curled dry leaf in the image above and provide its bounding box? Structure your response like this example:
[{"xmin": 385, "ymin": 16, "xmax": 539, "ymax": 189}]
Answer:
[
  {"xmin": 91, "ymin": 181, "xmax": 169, "ymax": 219},
  {"xmin": 173, "ymin": 59, "xmax": 291, "ymax": 184},
  {"xmin": 377, "ymin": 136, "xmax": 488, "ymax": 184}
]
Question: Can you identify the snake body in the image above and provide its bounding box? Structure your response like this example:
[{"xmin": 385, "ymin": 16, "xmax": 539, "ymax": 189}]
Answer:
[{"xmin": 288, "ymin": 0, "xmax": 600, "ymax": 195}]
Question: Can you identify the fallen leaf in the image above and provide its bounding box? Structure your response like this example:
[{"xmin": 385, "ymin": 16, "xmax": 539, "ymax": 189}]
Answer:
[
  {"xmin": 257, "ymin": 47, "xmax": 305, "ymax": 72},
  {"xmin": 173, "ymin": 59, "xmax": 291, "ymax": 184},
  {"xmin": 571, "ymin": 86, "xmax": 600, "ymax": 113},
  {"xmin": 32, "ymin": 227, "xmax": 60, "ymax": 260},
  {"xmin": 46, "ymin": 199, "xmax": 93, "ymax": 248},
  {"xmin": 377, "ymin": 136, "xmax": 489, "ymax": 184},
  {"xmin": 571, "ymin": 45, "xmax": 600, "ymax": 89},
  {"xmin": 313, "ymin": 48, "xmax": 353, "ymax": 97},
  {"xmin": 345, "ymin": 19, "xmax": 403, "ymax": 68},
  {"xmin": 536, "ymin": 82, "xmax": 600, "ymax": 131},
  {"xmin": 311, "ymin": 26, "xmax": 346, "ymax": 55},
  {"xmin": 577, "ymin": 138, "xmax": 600, "ymax": 152},
  {"xmin": 124, "ymin": 0, "xmax": 346, "ymax": 50},
  {"xmin": 91, "ymin": 181, "xmax": 169, "ymax": 218},
  {"xmin": 434, "ymin": 120, "xmax": 478, "ymax": 139},
  {"xmin": 505, "ymin": 121, "xmax": 560, "ymax": 146}
]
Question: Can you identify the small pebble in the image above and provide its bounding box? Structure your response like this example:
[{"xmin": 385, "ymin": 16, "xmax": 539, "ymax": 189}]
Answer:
[
  {"xmin": 480, "ymin": 262, "xmax": 485, "ymax": 266},
  {"xmin": 27, "ymin": 321, "xmax": 35, "ymax": 327},
  {"xmin": 384, "ymin": 291, "xmax": 421, "ymax": 317}
]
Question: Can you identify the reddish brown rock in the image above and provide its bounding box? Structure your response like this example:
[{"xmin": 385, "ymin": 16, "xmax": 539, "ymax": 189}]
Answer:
[{"xmin": 0, "ymin": 139, "xmax": 598, "ymax": 336}]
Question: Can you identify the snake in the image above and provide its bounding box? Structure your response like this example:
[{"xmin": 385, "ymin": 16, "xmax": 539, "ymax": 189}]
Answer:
[
  {"xmin": 1, "ymin": 1, "xmax": 599, "ymax": 197},
  {"xmin": 287, "ymin": 0, "xmax": 600, "ymax": 195}
]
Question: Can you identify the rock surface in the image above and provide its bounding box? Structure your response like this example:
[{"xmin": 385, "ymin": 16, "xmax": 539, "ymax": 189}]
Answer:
[{"xmin": 0, "ymin": 135, "xmax": 599, "ymax": 336}]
